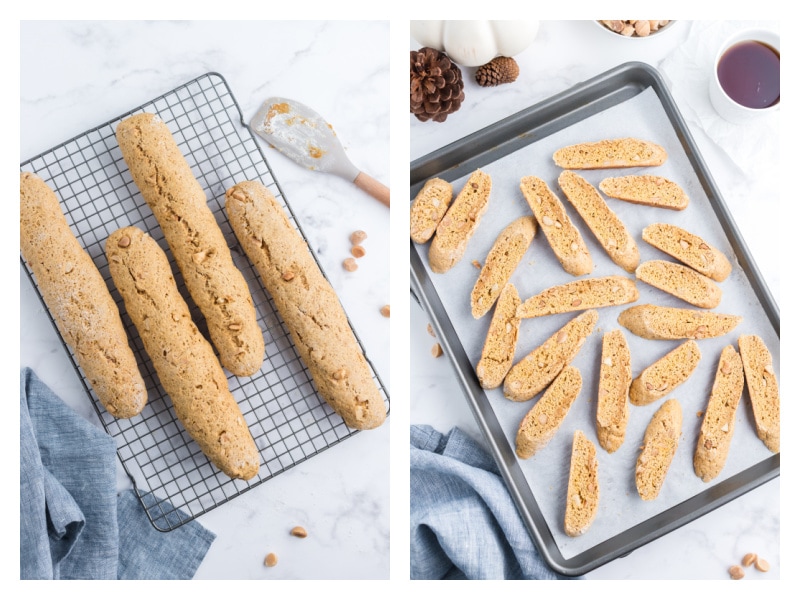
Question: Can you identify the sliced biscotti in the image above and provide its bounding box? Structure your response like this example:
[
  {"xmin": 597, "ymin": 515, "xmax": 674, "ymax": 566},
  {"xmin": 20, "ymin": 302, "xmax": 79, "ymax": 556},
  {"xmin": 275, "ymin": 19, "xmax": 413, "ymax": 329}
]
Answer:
[
  {"xmin": 517, "ymin": 275, "xmax": 638, "ymax": 319},
  {"xmin": 515, "ymin": 366, "xmax": 582, "ymax": 459},
  {"xmin": 642, "ymin": 223, "xmax": 732, "ymax": 282},
  {"xmin": 564, "ymin": 430, "xmax": 599, "ymax": 537},
  {"xmin": 635, "ymin": 398, "xmax": 682, "ymax": 501},
  {"xmin": 410, "ymin": 177, "xmax": 453, "ymax": 244},
  {"xmin": 503, "ymin": 309, "xmax": 598, "ymax": 402},
  {"xmin": 596, "ymin": 330, "xmax": 631, "ymax": 453},
  {"xmin": 520, "ymin": 176, "xmax": 592, "ymax": 276},
  {"xmin": 694, "ymin": 345, "xmax": 745, "ymax": 482},
  {"xmin": 553, "ymin": 138, "xmax": 667, "ymax": 170},
  {"xmin": 476, "ymin": 283, "xmax": 521, "ymax": 389},
  {"xmin": 739, "ymin": 334, "xmax": 780, "ymax": 453},
  {"xmin": 635, "ymin": 260, "xmax": 722, "ymax": 308},
  {"xmin": 630, "ymin": 340, "xmax": 701, "ymax": 406},
  {"xmin": 471, "ymin": 216, "xmax": 536, "ymax": 319},
  {"xmin": 618, "ymin": 304, "xmax": 742, "ymax": 340},
  {"xmin": 429, "ymin": 169, "xmax": 492, "ymax": 273},
  {"xmin": 599, "ymin": 175, "xmax": 689, "ymax": 210},
  {"xmin": 558, "ymin": 170, "xmax": 640, "ymax": 272}
]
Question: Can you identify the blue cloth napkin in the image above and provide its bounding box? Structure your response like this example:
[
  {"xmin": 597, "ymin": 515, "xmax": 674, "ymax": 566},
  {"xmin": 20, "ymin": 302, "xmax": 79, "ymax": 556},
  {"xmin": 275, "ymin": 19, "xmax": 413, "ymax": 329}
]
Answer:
[
  {"xmin": 410, "ymin": 424, "xmax": 576, "ymax": 580},
  {"xmin": 20, "ymin": 367, "xmax": 216, "ymax": 579}
]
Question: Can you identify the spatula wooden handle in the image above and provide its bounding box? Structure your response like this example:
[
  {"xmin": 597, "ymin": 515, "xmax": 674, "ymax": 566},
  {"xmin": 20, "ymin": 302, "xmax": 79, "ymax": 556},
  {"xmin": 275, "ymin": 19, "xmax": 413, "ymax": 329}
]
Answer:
[{"xmin": 354, "ymin": 172, "xmax": 390, "ymax": 207}]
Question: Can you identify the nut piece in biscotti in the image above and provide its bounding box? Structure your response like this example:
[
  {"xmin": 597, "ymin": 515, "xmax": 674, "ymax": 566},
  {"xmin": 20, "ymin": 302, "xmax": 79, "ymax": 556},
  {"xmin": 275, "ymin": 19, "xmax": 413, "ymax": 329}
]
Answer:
[
  {"xmin": 596, "ymin": 330, "xmax": 631, "ymax": 453},
  {"xmin": 115, "ymin": 113, "xmax": 264, "ymax": 377},
  {"xmin": 558, "ymin": 170, "xmax": 640, "ymax": 272},
  {"xmin": 738, "ymin": 334, "xmax": 780, "ymax": 453},
  {"xmin": 635, "ymin": 260, "xmax": 722, "ymax": 308},
  {"xmin": 225, "ymin": 180, "xmax": 385, "ymax": 430},
  {"xmin": 519, "ymin": 175, "xmax": 593, "ymax": 276},
  {"xmin": 471, "ymin": 216, "xmax": 536, "ymax": 319},
  {"xmin": 642, "ymin": 223, "xmax": 732, "ymax": 282},
  {"xmin": 476, "ymin": 283, "xmax": 521, "ymax": 390},
  {"xmin": 428, "ymin": 169, "xmax": 492, "ymax": 273},
  {"xmin": 410, "ymin": 178, "xmax": 453, "ymax": 244},
  {"xmin": 19, "ymin": 172, "xmax": 146, "ymax": 419},
  {"xmin": 106, "ymin": 226, "xmax": 260, "ymax": 480},
  {"xmin": 635, "ymin": 398, "xmax": 682, "ymax": 501},
  {"xmin": 515, "ymin": 366, "xmax": 582, "ymax": 459},
  {"xmin": 564, "ymin": 430, "xmax": 599, "ymax": 537},
  {"xmin": 694, "ymin": 345, "xmax": 745, "ymax": 482},
  {"xmin": 630, "ymin": 340, "xmax": 701, "ymax": 406},
  {"xmin": 618, "ymin": 304, "xmax": 742, "ymax": 340},
  {"xmin": 599, "ymin": 175, "xmax": 689, "ymax": 211},
  {"xmin": 517, "ymin": 275, "xmax": 638, "ymax": 319},
  {"xmin": 503, "ymin": 310, "xmax": 598, "ymax": 402},
  {"xmin": 553, "ymin": 138, "xmax": 667, "ymax": 170}
]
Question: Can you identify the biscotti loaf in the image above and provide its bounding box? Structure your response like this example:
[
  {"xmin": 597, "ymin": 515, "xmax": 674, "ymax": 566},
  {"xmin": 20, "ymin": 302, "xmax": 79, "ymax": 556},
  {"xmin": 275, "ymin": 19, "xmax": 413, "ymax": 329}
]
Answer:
[
  {"xmin": 225, "ymin": 180, "xmax": 386, "ymax": 430},
  {"xmin": 106, "ymin": 226, "xmax": 260, "ymax": 480},
  {"xmin": 564, "ymin": 430, "xmax": 599, "ymax": 537},
  {"xmin": 635, "ymin": 260, "xmax": 722, "ymax": 308},
  {"xmin": 503, "ymin": 310, "xmax": 598, "ymax": 402},
  {"xmin": 630, "ymin": 340, "xmax": 701, "ymax": 406},
  {"xmin": 410, "ymin": 178, "xmax": 453, "ymax": 244},
  {"xmin": 738, "ymin": 334, "xmax": 780, "ymax": 453},
  {"xmin": 553, "ymin": 138, "xmax": 667, "ymax": 170},
  {"xmin": 618, "ymin": 304, "xmax": 742, "ymax": 340},
  {"xmin": 428, "ymin": 169, "xmax": 492, "ymax": 273},
  {"xmin": 596, "ymin": 329, "xmax": 631, "ymax": 453},
  {"xmin": 471, "ymin": 216, "xmax": 536, "ymax": 319},
  {"xmin": 516, "ymin": 366, "xmax": 582, "ymax": 459},
  {"xmin": 475, "ymin": 283, "xmax": 521, "ymax": 390},
  {"xmin": 517, "ymin": 275, "xmax": 638, "ymax": 319},
  {"xmin": 642, "ymin": 223, "xmax": 732, "ymax": 282},
  {"xmin": 694, "ymin": 345, "xmax": 744, "ymax": 482},
  {"xmin": 635, "ymin": 398, "xmax": 682, "ymax": 501},
  {"xmin": 19, "ymin": 172, "xmax": 146, "ymax": 419},
  {"xmin": 558, "ymin": 170, "xmax": 640, "ymax": 272},
  {"xmin": 116, "ymin": 113, "xmax": 264, "ymax": 377},
  {"xmin": 519, "ymin": 176, "xmax": 593, "ymax": 276},
  {"xmin": 599, "ymin": 175, "xmax": 689, "ymax": 210}
]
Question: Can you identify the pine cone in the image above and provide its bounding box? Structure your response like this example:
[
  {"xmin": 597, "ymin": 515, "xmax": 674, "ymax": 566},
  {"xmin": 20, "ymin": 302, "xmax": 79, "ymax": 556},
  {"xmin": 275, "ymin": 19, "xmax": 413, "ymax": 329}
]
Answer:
[
  {"xmin": 410, "ymin": 47, "xmax": 465, "ymax": 123},
  {"xmin": 475, "ymin": 56, "xmax": 520, "ymax": 87}
]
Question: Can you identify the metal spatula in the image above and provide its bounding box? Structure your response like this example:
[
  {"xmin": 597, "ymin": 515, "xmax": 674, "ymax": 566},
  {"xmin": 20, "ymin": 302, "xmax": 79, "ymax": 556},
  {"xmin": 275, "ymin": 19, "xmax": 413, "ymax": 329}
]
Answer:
[{"xmin": 250, "ymin": 97, "xmax": 390, "ymax": 207}]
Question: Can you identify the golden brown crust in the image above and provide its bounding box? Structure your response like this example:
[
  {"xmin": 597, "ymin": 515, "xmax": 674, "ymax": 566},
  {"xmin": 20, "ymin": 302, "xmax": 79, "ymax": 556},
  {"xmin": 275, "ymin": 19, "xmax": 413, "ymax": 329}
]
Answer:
[
  {"xmin": 410, "ymin": 178, "xmax": 453, "ymax": 244},
  {"xmin": 635, "ymin": 398, "xmax": 682, "ymax": 501},
  {"xmin": 599, "ymin": 175, "xmax": 689, "ymax": 210},
  {"xmin": 618, "ymin": 304, "xmax": 741, "ymax": 340},
  {"xmin": 635, "ymin": 260, "xmax": 722, "ymax": 309},
  {"xmin": 596, "ymin": 330, "xmax": 631, "ymax": 453},
  {"xmin": 475, "ymin": 283, "xmax": 521, "ymax": 389},
  {"xmin": 738, "ymin": 334, "xmax": 780, "ymax": 453},
  {"xmin": 641, "ymin": 223, "xmax": 732, "ymax": 282},
  {"xmin": 517, "ymin": 275, "xmax": 638, "ymax": 319},
  {"xmin": 629, "ymin": 340, "xmax": 702, "ymax": 406},
  {"xmin": 564, "ymin": 430, "xmax": 599, "ymax": 537},
  {"xmin": 553, "ymin": 138, "xmax": 667, "ymax": 170}
]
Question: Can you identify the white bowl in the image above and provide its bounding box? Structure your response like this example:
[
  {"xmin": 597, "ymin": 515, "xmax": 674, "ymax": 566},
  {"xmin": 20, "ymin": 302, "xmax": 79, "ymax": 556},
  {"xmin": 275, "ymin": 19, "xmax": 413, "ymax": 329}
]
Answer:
[{"xmin": 595, "ymin": 20, "xmax": 677, "ymax": 40}]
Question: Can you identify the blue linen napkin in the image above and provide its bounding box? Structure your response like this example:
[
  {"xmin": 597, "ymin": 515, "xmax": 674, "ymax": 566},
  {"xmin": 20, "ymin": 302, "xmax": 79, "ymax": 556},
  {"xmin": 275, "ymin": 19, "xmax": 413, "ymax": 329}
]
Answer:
[{"xmin": 20, "ymin": 367, "xmax": 216, "ymax": 579}]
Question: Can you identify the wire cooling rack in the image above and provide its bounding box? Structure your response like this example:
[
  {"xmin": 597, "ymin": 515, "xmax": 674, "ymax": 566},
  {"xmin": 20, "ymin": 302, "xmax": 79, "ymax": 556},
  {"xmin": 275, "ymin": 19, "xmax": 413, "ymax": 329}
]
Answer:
[{"xmin": 20, "ymin": 72, "xmax": 389, "ymax": 532}]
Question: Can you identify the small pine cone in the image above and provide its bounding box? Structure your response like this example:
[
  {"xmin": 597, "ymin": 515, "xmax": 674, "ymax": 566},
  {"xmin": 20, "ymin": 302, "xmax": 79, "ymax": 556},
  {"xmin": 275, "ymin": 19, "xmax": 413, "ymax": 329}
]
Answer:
[
  {"xmin": 475, "ymin": 56, "xmax": 520, "ymax": 87},
  {"xmin": 411, "ymin": 47, "xmax": 465, "ymax": 123}
]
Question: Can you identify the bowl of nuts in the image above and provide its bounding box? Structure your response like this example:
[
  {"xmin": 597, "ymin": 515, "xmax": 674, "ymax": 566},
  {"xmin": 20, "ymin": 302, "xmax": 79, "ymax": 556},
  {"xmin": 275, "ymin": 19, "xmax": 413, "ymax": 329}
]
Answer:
[{"xmin": 597, "ymin": 20, "xmax": 676, "ymax": 39}]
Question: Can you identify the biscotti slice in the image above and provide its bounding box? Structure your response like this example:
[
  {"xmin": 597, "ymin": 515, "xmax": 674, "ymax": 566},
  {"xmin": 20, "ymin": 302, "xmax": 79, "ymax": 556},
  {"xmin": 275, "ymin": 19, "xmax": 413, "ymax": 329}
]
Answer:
[
  {"xmin": 410, "ymin": 178, "xmax": 453, "ymax": 244},
  {"xmin": 517, "ymin": 275, "xmax": 638, "ymax": 319},
  {"xmin": 428, "ymin": 169, "xmax": 492, "ymax": 273},
  {"xmin": 558, "ymin": 170, "xmax": 640, "ymax": 272},
  {"xmin": 553, "ymin": 138, "xmax": 667, "ymax": 170},
  {"xmin": 226, "ymin": 180, "xmax": 386, "ymax": 430},
  {"xmin": 471, "ymin": 216, "xmax": 536, "ymax": 319},
  {"xmin": 635, "ymin": 398, "xmax": 682, "ymax": 501},
  {"xmin": 564, "ymin": 430, "xmax": 599, "ymax": 537},
  {"xmin": 618, "ymin": 304, "xmax": 742, "ymax": 340},
  {"xmin": 630, "ymin": 340, "xmax": 701, "ymax": 406},
  {"xmin": 642, "ymin": 223, "xmax": 732, "ymax": 282},
  {"xmin": 19, "ymin": 172, "xmax": 146, "ymax": 419},
  {"xmin": 516, "ymin": 366, "xmax": 582, "ymax": 459},
  {"xmin": 106, "ymin": 226, "xmax": 260, "ymax": 480},
  {"xmin": 635, "ymin": 260, "xmax": 722, "ymax": 308},
  {"xmin": 520, "ymin": 176, "xmax": 593, "ymax": 276},
  {"xmin": 596, "ymin": 330, "xmax": 631, "ymax": 453},
  {"xmin": 738, "ymin": 334, "xmax": 780, "ymax": 453},
  {"xmin": 503, "ymin": 310, "xmax": 598, "ymax": 402},
  {"xmin": 599, "ymin": 175, "xmax": 689, "ymax": 210},
  {"xmin": 694, "ymin": 345, "xmax": 745, "ymax": 482},
  {"xmin": 476, "ymin": 283, "xmax": 521, "ymax": 389}
]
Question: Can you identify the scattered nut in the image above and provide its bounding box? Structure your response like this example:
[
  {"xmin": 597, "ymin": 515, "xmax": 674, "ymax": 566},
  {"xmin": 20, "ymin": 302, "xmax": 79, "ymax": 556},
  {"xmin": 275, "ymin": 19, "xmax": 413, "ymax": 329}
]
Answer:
[
  {"xmin": 351, "ymin": 245, "xmax": 366, "ymax": 258},
  {"xmin": 343, "ymin": 257, "xmax": 358, "ymax": 272},
  {"xmin": 380, "ymin": 304, "xmax": 390, "ymax": 317},
  {"xmin": 742, "ymin": 553, "xmax": 757, "ymax": 567},
  {"xmin": 755, "ymin": 556, "xmax": 770, "ymax": 572},
  {"xmin": 427, "ymin": 323, "xmax": 436, "ymax": 337},
  {"xmin": 728, "ymin": 565, "xmax": 745, "ymax": 580},
  {"xmin": 472, "ymin": 260, "xmax": 482, "ymax": 269},
  {"xmin": 264, "ymin": 552, "xmax": 278, "ymax": 567},
  {"xmin": 350, "ymin": 230, "xmax": 368, "ymax": 245},
  {"xmin": 600, "ymin": 20, "xmax": 671, "ymax": 38},
  {"xmin": 290, "ymin": 526, "xmax": 308, "ymax": 538},
  {"xmin": 431, "ymin": 343, "xmax": 443, "ymax": 358}
]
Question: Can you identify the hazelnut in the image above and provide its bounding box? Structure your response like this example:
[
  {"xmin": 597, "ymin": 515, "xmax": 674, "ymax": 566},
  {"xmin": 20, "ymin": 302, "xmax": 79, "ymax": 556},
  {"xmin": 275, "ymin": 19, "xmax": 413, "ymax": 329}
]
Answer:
[
  {"xmin": 431, "ymin": 343, "xmax": 443, "ymax": 358},
  {"xmin": 264, "ymin": 552, "xmax": 278, "ymax": 567},
  {"xmin": 380, "ymin": 304, "xmax": 390, "ymax": 318},
  {"xmin": 290, "ymin": 526, "xmax": 308, "ymax": 538},
  {"xmin": 351, "ymin": 245, "xmax": 366, "ymax": 258},
  {"xmin": 350, "ymin": 230, "xmax": 367, "ymax": 245},
  {"xmin": 343, "ymin": 257, "xmax": 358, "ymax": 272}
]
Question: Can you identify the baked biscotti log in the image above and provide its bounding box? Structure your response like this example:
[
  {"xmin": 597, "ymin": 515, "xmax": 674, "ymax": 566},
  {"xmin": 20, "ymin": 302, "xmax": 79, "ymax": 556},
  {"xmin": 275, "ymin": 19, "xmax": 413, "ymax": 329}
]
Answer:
[
  {"xmin": 564, "ymin": 430, "xmax": 599, "ymax": 537},
  {"xmin": 471, "ymin": 216, "xmax": 536, "ymax": 319},
  {"xmin": 635, "ymin": 398, "xmax": 682, "ymax": 501},
  {"xmin": 629, "ymin": 340, "xmax": 701, "ymax": 406},
  {"xmin": 738, "ymin": 334, "xmax": 780, "ymax": 453},
  {"xmin": 519, "ymin": 176, "xmax": 593, "ymax": 276},
  {"xmin": 517, "ymin": 275, "xmax": 638, "ymax": 319},
  {"xmin": 642, "ymin": 223, "xmax": 732, "ymax": 282},
  {"xmin": 558, "ymin": 170, "xmax": 640, "ymax": 272},
  {"xmin": 618, "ymin": 304, "xmax": 742, "ymax": 340},
  {"xmin": 410, "ymin": 178, "xmax": 453, "ymax": 244},
  {"xmin": 694, "ymin": 345, "xmax": 745, "ymax": 482},
  {"xmin": 553, "ymin": 138, "xmax": 667, "ymax": 170},
  {"xmin": 599, "ymin": 175, "xmax": 689, "ymax": 210},
  {"xmin": 596, "ymin": 329, "xmax": 631, "ymax": 453},
  {"xmin": 106, "ymin": 226, "xmax": 260, "ymax": 480},
  {"xmin": 428, "ymin": 169, "xmax": 492, "ymax": 273},
  {"xmin": 635, "ymin": 260, "xmax": 722, "ymax": 309},
  {"xmin": 225, "ymin": 180, "xmax": 386, "ymax": 430},
  {"xmin": 475, "ymin": 283, "xmax": 521, "ymax": 390},
  {"xmin": 116, "ymin": 113, "xmax": 264, "ymax": 377},
  {"xmin": 19, "ymin": 172, "xmax": 146, "ymax": 419},
  {"xmin": 503, "ymin": 310, "xmax": 598, "ymax": 402}
]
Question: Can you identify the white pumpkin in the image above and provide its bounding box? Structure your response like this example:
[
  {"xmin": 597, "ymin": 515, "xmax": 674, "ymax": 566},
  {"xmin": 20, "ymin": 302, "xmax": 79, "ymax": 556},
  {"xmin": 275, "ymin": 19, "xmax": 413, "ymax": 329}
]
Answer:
[{"xmin": 411, "ymin": 20, "xmax": 540, "ymax": 67}]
